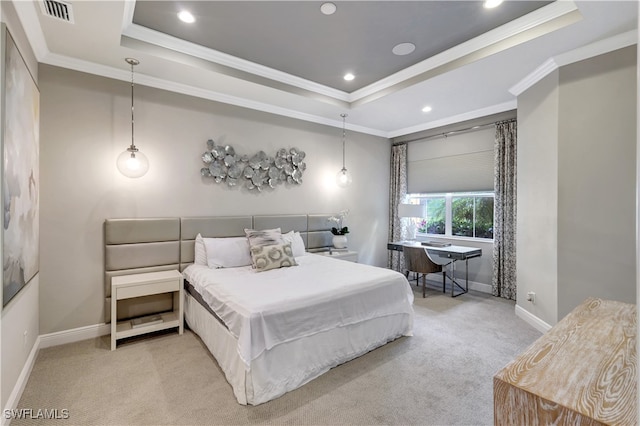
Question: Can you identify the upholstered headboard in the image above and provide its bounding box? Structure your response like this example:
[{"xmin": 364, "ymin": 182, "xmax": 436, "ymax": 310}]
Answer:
[{"xmin": 104, "ymin": 214, "xmax": 334, "ymax": 323}]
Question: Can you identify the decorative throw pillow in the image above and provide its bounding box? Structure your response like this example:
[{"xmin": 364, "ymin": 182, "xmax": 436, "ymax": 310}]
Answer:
[
  {"xmin": 282, "ymin": 230, "xmax": 306, "ymax": 257},
  {"xmin": 194, "ymin": 233, "xmax": 207, "ymax": 265},
  {"xmin": 244, "ymin": 228, "xmax": 283, "ymax": 248},
  {"xmin": 204, "ymin": 237, "xmax": 252, "ymax": 268},
  {"xmin": 250, "ymin": 242, "xmax": 297, "ymax": 272}
]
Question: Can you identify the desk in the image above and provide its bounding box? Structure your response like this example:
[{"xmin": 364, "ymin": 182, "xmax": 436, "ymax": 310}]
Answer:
[{"xmin": 387, "ymin": 241, "xmax": 482, "ymax": 297}]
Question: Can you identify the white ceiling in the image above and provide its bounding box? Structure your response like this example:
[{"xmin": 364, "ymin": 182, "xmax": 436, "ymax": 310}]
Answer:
[{"xmin": 14, "ymin": 0, "xmax": 640, "ymax": 138}]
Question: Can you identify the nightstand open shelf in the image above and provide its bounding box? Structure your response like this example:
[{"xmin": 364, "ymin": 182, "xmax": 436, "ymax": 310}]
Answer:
[
  {"xmin": 111, "ymin": 270, "xmax": 183, "ymax": 350},
  {"xmin": 114, "ymin": 311, "xmax": 180, "ymax": 338}
]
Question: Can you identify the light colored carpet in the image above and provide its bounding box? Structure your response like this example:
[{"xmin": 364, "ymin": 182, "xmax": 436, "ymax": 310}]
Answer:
[{"xmin": 14, "ymin": 287, "xmax": 541, "ymax": 425}]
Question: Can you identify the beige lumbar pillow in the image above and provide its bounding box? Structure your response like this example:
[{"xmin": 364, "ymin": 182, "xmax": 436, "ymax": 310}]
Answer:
[{"xmin": 250, "ymin": 242, "xmax": 297, "ymax": 272}]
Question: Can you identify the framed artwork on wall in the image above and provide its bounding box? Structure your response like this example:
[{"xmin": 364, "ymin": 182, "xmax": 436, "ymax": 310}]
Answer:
[{"xmin": 1, "ymin": 25, "xmax": 40, "ymax": 307}]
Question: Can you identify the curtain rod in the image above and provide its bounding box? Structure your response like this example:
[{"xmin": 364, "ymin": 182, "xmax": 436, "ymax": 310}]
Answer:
[{"xmin": 395, "ymin": 121, "xmax": 497, "ymax": 145}]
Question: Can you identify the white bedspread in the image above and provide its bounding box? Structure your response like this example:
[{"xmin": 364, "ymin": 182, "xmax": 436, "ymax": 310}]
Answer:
[{"xmin": 183, "ymin": 254, "xmax": 414, "ymax": 366}]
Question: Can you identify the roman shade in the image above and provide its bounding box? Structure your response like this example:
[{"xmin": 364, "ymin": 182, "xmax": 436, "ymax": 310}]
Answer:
[{"xmin": 407, "ymin": 127, "xmax": 494, "ymax": 194}]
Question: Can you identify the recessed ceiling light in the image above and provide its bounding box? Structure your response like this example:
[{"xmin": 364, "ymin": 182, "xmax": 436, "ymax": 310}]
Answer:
[
  {"xmin": 178, "ymin": 10, "xmax": 195, "ymax": 23},
  {"xmin": 422, "ymin": 106, "xmax": 432, "ymax": 113},
  {"xmin": 392, "ymin": 43, "xmax": 416, "ymax": 56},
  {"xmin": 320, "ymin": 2, "xmax": 337, "ymax": 15},
  {"xmin": 344, "ymin": 73, "xmax": 355, "ymax": 81},
  {"xmin": 483, "ymin": 0, "xmax": 503, "ymax": 9}
]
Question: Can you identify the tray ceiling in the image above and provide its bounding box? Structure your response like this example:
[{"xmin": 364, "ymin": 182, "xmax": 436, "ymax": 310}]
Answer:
[{"xmin": 16, "ymin": 0, "xmax": 640, "ymax": 136}]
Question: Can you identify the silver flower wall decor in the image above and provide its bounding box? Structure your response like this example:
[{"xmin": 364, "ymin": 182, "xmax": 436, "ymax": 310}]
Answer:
[{"xmin": 200, "ymin": 139, "xmax": 306, "ymax": 191}]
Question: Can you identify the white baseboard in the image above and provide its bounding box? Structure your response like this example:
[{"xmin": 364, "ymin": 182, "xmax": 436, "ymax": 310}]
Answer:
[
  {"xmin": 2, "ymin": 336, "xmax": 41, "ymax": 426},
  {"xmin": 39, "ymin": 323, "xmax": 110, "ymax": 349},
  {"xmin": 418, "ymin": 276, "xmax": 492, "ymax": 294},
  {"xmin": 2, "ymin": 323, "xmax": 111, "ymax": 425},
  {"xmin": 468, "ymin": 281, "xmax": 492, "ymax": 294},
  {"xmin": 515, "ymin": 304, "xmax": 552, "ymax": 334}
]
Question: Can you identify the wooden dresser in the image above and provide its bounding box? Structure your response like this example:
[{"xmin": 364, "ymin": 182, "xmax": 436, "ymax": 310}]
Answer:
[{"xmin": 494, "ymin": 297, "xmax": 637, "ymax": 425}]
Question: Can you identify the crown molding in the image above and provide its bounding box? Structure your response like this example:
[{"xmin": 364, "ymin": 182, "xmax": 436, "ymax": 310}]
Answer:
[
  {"xmin": 509, "ymin": 58, "xmax": 558, "ymax": 96},
  {"xmin": 121, "ymin": 0, "xmax": 578, "ymax": 107},
  {"xmin": 121, "ymin": 0, "xmax": 135, "ymax": 34},
  {"xmin": 387, "ymin": 100, "xmax": 517, "ymax": 139},
  {"xmin": 40, "ymin": 52, "xmax": 388, "ymax": 138},
  {"xmin": 122, "ymin": 22, "xmax": 350, "ymax": 102},
  {"xmin": 11, "ymin": 0, "xmax": 48, "ymax": 61},
  {"xmin": 554, "ymin": 29, "xmax": 637, "ymax": 67},
  {"xmin": 16, "ymin": 0, "xmax": 634, "ymax": 142},
  {"xmin": 349, "ymin": 0, "xmax": 579, "ymax": 103},
  {"xmin": 510, "ymin": 29, "xmax": 638, "ymax": 96}
]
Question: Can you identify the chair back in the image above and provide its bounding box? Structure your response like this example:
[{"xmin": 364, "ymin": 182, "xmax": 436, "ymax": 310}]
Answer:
[
  {"xmin": 403, "ymin": 245, "xmax": 442, "ymax": 274},
  {"xmin": 424, "ymin": 247, "xmax": 453, "ymax": 267}
]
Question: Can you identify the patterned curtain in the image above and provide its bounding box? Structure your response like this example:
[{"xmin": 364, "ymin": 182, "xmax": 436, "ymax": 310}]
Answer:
[
  {"xmin": 492, "ymin": 120, "xmax": 517, "ymax": 299},
  {"xmin": 388, "ymin": 143, "xmax": 408, "ymax": 271}
]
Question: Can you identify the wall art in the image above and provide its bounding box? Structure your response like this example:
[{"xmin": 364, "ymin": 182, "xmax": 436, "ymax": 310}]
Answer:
[
  {"xmin": 2, "ymin": 27, "xmax": 40, "ymax": 306},
  {"xmin": 200, "ymin": 140, "xmax": 306, "ymax": 191}
]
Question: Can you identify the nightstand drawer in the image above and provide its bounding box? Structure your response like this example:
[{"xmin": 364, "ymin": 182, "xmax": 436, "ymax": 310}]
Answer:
[
  {"xmin": 316, "ymin": 250, "xmax": 358, "ymax": 262},
  {"xmin": 116, "ymin": 279, "xmax": 179, "ymax": 300}
]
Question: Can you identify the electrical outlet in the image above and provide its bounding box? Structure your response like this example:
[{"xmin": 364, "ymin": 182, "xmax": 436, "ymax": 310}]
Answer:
[{"xmin": 526, "ymin": 292, "xmax": 536, "ymax": 304}]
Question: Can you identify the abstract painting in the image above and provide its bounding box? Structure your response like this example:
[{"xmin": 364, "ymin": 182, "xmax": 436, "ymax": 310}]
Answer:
[{"xmin": 2, "ymin": 28, "xmax": 40, "ymax": 306}]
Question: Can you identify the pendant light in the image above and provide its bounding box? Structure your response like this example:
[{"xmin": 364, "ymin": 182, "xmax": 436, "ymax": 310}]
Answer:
[
  {"xmin": 116, "ymin": 58, "xmax": 149, "ymax": 178},
  {"xmin": 336, "ymin": 113, "xmax": 352, "ymax": 188}
]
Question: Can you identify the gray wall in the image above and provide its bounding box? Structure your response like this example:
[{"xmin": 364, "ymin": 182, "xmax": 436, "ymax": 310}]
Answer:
[
  {"xmin": 0, "ymin": 1, "xmax": 40, "ymax": 410},
  {"xmin": 38, "ymin": 64, "xmax": 392, "ymax": 334},
  {"xmin": 517, "ymin": 46, "xmax": 637, "ymax": 326},
  {"xmin": 557, "ymin": 46, "xmax": 637, "ymax": 318},
  {"xmin": 517, "ymin": 70, "xmax": 560, "ymax": 326}
]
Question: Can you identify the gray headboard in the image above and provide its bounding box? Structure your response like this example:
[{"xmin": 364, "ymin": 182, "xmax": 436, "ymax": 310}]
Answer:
[{"xmin": 104, "ymin": 214, "xmax": 334, "ymax": 323}]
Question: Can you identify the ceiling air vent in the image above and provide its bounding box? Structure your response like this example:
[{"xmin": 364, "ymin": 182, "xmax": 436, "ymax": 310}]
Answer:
[{"xmin": 40, "ymin": 0, "xmax": 74, "ymax": 23}]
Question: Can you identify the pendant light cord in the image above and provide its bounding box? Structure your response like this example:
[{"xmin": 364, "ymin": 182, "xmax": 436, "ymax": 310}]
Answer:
[
  {"xmin": 130, "ymin": 61, "xmax": 135, "ymax": 151},
  {"xmin": 341, "ymin": 113, "xmax": 347, "ymax": 170},
  {"xmin": 125, "ymin": 58, "xmax": 140, "ymax": 152}
]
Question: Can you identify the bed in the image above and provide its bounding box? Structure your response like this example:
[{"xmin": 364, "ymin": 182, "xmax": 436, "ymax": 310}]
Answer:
[{"xmin": 104, "ymin": 215, "xmax": 414, "ymax": 405}]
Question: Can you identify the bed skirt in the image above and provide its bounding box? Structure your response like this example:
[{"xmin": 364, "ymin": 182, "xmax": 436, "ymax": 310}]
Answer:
[{"xmin": 184, "ymin": 291, "xmax": 412, "ymax": 405}]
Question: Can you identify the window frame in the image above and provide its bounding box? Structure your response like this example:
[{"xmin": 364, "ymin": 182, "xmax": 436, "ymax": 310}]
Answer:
[{"xmin": 407, "ymin": 191, "xmax": 495, "ymax": 242}]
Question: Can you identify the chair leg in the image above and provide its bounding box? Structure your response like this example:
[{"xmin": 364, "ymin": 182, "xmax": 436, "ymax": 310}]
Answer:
[
  {"xmin": 442, "ymin": 271, "xmax": 446, "ymax": 293},
  {"xmin": 422, "ymin": 274, "xmax": 426, "ymax": 298}
]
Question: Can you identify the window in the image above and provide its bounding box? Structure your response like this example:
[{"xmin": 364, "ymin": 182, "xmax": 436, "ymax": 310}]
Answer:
[
  {"xmin": 408, "ymin": 192, "xmax": 494, "ymax": 240},
  {"xmin": 418, "ymin": 197, "xmax": 445, "ymax": 235}
]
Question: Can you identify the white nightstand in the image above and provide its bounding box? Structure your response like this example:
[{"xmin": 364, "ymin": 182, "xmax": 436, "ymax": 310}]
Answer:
[
  {"xmin": 316, "ymin": 250, "xmax": 358, "ymax": 262},
  {"xmin": 111, "ymin": 270, "xmax": 184, "ymax": 351}
]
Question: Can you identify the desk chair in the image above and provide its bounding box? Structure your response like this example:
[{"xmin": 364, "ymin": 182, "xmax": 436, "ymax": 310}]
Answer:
[
  {"xmin": 403, "ymin": 245, "xmax": 445, "ymax": 298},
  {"xmin": 424, "ymin": 247, "xmax": 466, "ymax": 297}
]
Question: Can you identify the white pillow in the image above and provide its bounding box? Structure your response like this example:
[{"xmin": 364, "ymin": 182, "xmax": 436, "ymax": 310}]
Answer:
[
  {"xmin": 283, "ymin": 230, "xmax": 306, "ymax": 257},
  {"xmin": 194, "ymin": 233, "xmax": 207, "ymax": 266},
  {"xmin": 204, "ymin": 237, "xmax": 252, "ymax": 268}
]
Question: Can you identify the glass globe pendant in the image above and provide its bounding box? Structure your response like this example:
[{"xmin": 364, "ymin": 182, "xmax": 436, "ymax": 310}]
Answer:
[
  {"xmin": 117, "ymin": 58, "xmax": 149, "ymax": 178},
  {"xmin": 336, "ymin": 167, "xmax": 352, "ymax": 188},
  {"xmin": 335, "ymin": 113, "xmax": 351, "ymax": 188},
  {"xmin": 116, "ymin": 146, "xmax": 149, "ymax": 179}
]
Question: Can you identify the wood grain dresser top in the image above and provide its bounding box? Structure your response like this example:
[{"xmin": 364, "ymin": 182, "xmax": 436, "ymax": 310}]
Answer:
[{"xmin": 494, "ymin": 297, "xmax": 637, "ymax": 425}]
